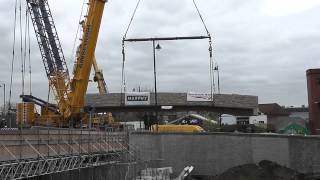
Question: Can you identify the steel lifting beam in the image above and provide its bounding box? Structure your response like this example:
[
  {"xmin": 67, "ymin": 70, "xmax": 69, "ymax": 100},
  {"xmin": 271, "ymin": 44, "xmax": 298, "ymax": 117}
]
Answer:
[{"xmin": 124, "ymin": 35, "xmax": 210, "ymax": 42}]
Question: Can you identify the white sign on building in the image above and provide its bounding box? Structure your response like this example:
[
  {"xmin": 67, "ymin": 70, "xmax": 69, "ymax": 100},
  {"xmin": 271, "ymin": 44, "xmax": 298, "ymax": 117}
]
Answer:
[
  {"xmin": 125, "ymin": 92, "xmax": 150, "ymax": 106},
  {"xmin": 249, "ymin": 115, "xmax": 268, "ymax": 128},
  {"xmin": 187, "ymin": 92, "xmax": 212, "ymax": 102}
]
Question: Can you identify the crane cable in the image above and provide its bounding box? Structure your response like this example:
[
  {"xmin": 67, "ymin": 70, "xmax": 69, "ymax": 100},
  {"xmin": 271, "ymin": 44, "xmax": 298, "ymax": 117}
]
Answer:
[
  {"xmin": 19, "ymin": 0, "xmax": 25, "ymax": 96},
  {"xmin": 192, "ymin": 0, "xmax": 218, "ymax": 97},
  {"xmin": 121, "ymin": 0, "xmax": 217, "ymax": 100},
  {"xmin": 192, "ymin": 0, "xmax": 210, "ymax": 36},
  {"xmin": 71, "ymin": 0, "xmax": 87, "ymax": 62},
  {"xmin": 121, "ymin": 0, "xmax": 142, "ymax": 103},
  {"xmin": 23, "ymin": 2, "xmax": 29, "ymax": 96},
  {"xmin": 123, "ymin": 0, "xmax": 141, "ymax": 40},
  {"xmin": 27, "ymin": 7, "xmax": 32, "ymax": 95},
  {"xmin": 8, "ymin": 0, "xmax": 18, "ymax": 111}
]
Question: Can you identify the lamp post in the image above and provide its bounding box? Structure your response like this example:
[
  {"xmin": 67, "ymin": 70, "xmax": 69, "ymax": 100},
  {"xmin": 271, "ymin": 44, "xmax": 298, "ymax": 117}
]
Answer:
[
  {"xmin": 152, "ymin": 40, "xmax": 161, "ymax": 125},
  {"xmin": 0, "ymin": 83, "xmax": 5, "ymax": 116},
  {"xmin": 123, "ymin": 36, "xmax": 210, "ymax": 127},
  {"xmin": 0, "ymin": 83, "xmax": 5, "ymax": 128}
]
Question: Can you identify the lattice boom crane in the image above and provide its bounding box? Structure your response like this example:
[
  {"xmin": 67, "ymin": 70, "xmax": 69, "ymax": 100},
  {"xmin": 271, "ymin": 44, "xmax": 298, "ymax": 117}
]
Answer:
[{"xmin": 23, "ymin": 0, "xmax": 107, "ymax": 126}]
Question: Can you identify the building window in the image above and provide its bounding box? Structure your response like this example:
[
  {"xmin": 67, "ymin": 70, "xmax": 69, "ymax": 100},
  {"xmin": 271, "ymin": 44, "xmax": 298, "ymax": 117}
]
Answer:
[
  {"xmin": 237, "ymin": 120, "xmax": 249, "ymax": 125},
  {"xmin": 236, "ymin": 116, "xmax": 250, "ymax": 125},
  {"xmin": 259, "ymin": 121, "xmax": 265, "ymax": 124},
  {"xmin": 317, "ymin": 78, "xmax": 320, "ymax": 85}
]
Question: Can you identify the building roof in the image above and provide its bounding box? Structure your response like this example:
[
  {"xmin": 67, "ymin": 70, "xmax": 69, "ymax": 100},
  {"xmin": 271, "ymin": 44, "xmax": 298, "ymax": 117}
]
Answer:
[
  {"xmin": 285, "ymin": 107, "xmax": 309, "ymax": 113},
  {"xmin": 258, "ymin": 103, "xmax": 289, "ymax": 116},
  {"xmin": 281, "ymin": 123, "xmax": 309, "ymax": 135},
  {"xmin": 306, "ymin": 69, "xmax": 320, "ymax": 75}
]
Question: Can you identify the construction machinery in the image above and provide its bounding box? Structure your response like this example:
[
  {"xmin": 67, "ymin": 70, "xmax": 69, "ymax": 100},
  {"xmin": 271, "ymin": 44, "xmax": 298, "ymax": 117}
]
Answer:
[
  {"xmin": 151, "ymin": 124, "xmax": 205, "ymax": 133},
  {"xmin": 93, "ymin": 56, "xmax": 108, "ymax": 94},
  {"xmin": 18, "ymin": 0, "xmax": 108, "ymax": 127},
  {"xmin": 16, "ymin": 0, "xmax": 207, "ymax": 132}
]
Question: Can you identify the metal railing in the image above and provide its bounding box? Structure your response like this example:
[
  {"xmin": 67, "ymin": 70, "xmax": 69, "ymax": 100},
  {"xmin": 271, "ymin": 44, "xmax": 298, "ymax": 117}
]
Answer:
[{"xmin": 0, "ymin": 128, "xmax": 134, "ymax": 179}]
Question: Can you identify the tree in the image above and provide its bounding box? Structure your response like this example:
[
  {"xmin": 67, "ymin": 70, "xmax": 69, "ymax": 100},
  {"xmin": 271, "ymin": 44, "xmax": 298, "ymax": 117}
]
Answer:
[{"xmin": 202, "ymin": 120, "xmax": 220, "ymax": 132}]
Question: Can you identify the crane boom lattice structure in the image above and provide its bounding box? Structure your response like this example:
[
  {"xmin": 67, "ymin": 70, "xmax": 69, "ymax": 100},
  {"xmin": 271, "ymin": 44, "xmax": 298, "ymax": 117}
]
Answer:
[
  {"xmin": 24, "ymin": 0, "xmax": 108, "ymax": 127},
  {"xmin": 26, "ymin": 0, "xmax": 72, "ymax": 120}
]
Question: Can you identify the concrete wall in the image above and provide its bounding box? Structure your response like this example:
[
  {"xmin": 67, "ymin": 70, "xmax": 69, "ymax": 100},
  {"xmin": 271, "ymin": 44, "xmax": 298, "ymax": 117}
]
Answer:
[{"xmin": 130, "ymin": 132, "xmax": 320, "ymax": 176}]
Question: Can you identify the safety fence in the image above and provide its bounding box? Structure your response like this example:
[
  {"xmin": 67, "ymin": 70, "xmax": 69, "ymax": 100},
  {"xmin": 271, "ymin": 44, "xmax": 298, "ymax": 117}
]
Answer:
[{"xmin": 0, "ymin": 128, "xmax": 135, "ymax": 179}]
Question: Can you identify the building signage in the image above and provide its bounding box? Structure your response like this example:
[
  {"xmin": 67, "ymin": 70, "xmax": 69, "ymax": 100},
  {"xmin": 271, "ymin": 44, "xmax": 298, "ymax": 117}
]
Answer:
[
  {"xmin": 161, "ymin": 106, "xmax": 173, "ymax": 110},
  {"xmin": 187, "ymin": 92, "xmax": 212, "ymax": 102},
  {"xmin": 125, "ymin": 92, "xmax": 150, "ymax": 106}
]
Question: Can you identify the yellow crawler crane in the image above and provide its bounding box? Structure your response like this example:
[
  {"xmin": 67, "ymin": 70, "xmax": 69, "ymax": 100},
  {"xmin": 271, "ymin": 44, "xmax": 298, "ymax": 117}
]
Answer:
[
  {"xmin": 70, "ymin": 0, "xmax": 106, "ymax": 118},
  {"xmin": 20, "ymin": 0, "xmax": 107, "ymax": 127},
  {"xmin": 78, "ymin": 17, "xmax": 114, "ymax": 127}
]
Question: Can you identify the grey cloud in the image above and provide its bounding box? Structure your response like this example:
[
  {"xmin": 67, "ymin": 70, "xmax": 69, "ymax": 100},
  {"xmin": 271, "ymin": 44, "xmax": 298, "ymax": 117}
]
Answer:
[{"xmin": 0, "ymin": 0, "xmax": 318, "ymax": 107}]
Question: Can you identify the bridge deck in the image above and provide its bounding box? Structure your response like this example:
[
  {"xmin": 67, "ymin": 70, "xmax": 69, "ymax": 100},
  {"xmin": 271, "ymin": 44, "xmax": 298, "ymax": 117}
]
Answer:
[{"xmin": 85, "ymin": 93, "xmax": 258, "ymax": 116}]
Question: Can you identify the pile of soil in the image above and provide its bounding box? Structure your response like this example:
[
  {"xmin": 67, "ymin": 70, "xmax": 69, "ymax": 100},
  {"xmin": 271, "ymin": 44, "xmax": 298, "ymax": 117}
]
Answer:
[{"xmin": 187, "ymin": 160, "xmax": 308, "ymax": 180}]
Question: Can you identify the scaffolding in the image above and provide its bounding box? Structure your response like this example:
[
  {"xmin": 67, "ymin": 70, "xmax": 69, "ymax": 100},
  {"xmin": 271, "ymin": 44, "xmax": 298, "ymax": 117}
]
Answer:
[{"xmin": 0, "ymin": 128, "xmax": 135, "ymax": 180}]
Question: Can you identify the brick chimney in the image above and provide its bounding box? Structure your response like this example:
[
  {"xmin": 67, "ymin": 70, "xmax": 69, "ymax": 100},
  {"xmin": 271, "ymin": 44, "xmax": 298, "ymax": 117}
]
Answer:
[{"xmin": 307, "ymin": 69, "xmax": 320, "ymax": 134}]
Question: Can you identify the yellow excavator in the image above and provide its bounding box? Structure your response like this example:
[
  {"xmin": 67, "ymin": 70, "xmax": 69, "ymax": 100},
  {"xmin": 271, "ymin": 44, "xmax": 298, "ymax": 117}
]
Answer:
[{"xmin": 17, "ymin": 0, "xmax": 109, "ymax": 127}]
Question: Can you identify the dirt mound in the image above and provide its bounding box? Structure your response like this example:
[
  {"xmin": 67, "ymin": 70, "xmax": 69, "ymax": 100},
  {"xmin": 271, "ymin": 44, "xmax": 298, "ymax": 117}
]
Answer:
[{"xmin": 188, "ymin": 160, "xmax": 306, "ymax": 180}]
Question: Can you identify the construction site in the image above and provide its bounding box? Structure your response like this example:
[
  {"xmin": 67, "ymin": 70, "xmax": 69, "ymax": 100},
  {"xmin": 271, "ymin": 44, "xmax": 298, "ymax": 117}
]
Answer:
[{"xmin": 0, "ymin": 0, "xmax": 320, "ymax": 179}]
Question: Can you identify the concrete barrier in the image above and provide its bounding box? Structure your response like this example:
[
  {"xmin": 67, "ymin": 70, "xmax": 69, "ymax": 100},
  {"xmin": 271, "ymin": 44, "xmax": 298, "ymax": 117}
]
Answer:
[{"xmin": 129, "ymin": 132, "xmax": 320, "ymax": 176}]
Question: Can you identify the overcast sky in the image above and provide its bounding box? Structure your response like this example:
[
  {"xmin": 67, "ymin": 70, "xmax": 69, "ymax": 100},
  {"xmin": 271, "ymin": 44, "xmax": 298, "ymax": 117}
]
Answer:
[{"xmin": 0, "ymin": 0, "xmax": 319, "ymax": 107}]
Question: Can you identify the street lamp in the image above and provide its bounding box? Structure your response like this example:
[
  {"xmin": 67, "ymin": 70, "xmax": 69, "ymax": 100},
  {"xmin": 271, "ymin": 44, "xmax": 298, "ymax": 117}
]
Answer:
[
  {"xmin": 0, "ymin": 83, "xmax": 5, "ymax": 128},
  {"xmin": 152, "ymin": 41, "xmax": 161, "ymax": 125},
  {"xmin": 0, "ymin": 83, "xmax": 5, "ymax": 116}
]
